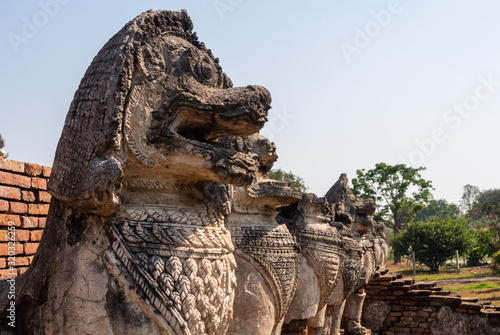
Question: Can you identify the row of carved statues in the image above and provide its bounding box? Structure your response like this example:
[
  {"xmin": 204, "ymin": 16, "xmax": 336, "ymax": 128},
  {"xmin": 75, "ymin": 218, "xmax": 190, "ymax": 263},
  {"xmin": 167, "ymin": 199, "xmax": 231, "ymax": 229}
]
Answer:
[{"xmin": 0, "ymin": 9, "xmax": 388, "ymax": 334}]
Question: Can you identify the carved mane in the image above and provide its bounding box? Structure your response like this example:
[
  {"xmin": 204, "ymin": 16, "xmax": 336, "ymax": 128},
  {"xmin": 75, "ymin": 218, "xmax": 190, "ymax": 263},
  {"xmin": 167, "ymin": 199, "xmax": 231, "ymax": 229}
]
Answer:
[{"xmin": 48, "ymin": 10, "xmax": 220, "ymax": 216}]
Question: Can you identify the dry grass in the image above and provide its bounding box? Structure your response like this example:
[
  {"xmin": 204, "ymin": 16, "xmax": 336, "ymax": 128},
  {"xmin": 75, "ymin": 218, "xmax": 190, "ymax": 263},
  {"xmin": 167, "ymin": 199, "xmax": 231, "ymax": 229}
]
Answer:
[{"xmin": 383, "ymin": 261, "xmax": 500, "ymax": 302}]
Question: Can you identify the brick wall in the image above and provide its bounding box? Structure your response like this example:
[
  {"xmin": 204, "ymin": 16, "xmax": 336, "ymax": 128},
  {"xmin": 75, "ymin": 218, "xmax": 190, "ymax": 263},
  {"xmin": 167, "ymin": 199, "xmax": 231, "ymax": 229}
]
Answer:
[
  {"xmin": 362, "ymin": 272, "xmax": 500, "ymax": 334},
  {"xmin": 0, "ymin": 159, "xmax": 51, "ymax": 278}
]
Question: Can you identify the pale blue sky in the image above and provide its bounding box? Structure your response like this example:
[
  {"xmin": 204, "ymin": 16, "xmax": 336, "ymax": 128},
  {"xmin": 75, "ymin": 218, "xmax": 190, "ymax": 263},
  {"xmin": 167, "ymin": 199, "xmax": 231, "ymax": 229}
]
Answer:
[{"xmin": 1, "ymin": 0, "xmax": 500, "ymax": 205}]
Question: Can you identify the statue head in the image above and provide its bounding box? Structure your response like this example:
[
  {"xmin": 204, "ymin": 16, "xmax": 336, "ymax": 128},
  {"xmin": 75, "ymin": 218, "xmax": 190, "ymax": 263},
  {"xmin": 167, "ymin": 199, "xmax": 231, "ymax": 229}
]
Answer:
[{"xmin": 48, "ymin": 10, "xmax": 272, "ymax": 216}]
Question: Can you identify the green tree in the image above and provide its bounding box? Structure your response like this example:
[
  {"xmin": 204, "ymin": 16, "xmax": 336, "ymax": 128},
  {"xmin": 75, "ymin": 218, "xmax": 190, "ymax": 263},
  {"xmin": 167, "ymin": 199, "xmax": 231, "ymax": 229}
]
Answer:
[
  {"xmin": 413, "ymin": 199, "xmax": 460, "ymax": 222},
  {"xmin": 392, "ymin": 217, "xmax": 474, "ymax": 272},
  {"xmin": 467, "ymin": 227, "xmax": 497, "ymax": 266},
  {"xmin": 466, "ymin": 188, "xmax": 500, "ymax": 267},
  {"xmin": 460, "ymin": 184, "xmax": 480, "ymax": 213},
  {"xmin": 472, "ymin": 188, "xmax": 500, "ymax": 218},
  {"xmin": 268, "ymin": 169, "xmax": 308, "ymax": 192},
  {"xmin": 351, "ymin": 163, "xmax": 433, "ymax": 263}
]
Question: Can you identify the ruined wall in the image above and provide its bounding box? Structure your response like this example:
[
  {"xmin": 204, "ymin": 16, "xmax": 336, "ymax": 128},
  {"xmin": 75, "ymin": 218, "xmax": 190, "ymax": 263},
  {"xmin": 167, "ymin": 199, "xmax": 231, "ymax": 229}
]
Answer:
[
  {"xmin": 362, "ymin": 272, "xmax": 500, "ymax": 335},
  {"xmin": 0, "ymin": 159, "xmax": 51, "ymax": 278}
]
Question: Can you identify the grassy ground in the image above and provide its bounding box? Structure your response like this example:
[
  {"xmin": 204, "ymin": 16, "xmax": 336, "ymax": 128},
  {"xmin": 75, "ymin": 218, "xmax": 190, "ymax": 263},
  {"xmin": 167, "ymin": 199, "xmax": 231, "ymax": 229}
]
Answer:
[
  {"xmin": 384, "ymin": 261, "xmax": 500, "ymax": 302},
  {"xmin": 443, "ymin": 282, "xmax": 500, "ymax": 303}
]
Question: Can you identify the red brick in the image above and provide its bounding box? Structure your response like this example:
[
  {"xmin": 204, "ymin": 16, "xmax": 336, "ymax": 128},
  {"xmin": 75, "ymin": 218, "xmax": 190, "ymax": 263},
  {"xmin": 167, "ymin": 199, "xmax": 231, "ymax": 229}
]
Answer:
[
  {"xmin": 38, "ymin": 217, "xmax": 46, "ymax": 228},
  {"xmin": 27, "ymin": 255, "xmax": 34, "ymax": 264},
  {"xmin": 460, "ymin": 302, "xmax": 482, "ymax": 310},
  {"xmin": 21, "ymin": 216, "xmax": 37, "ymax": 228},
  {"xmin": 31, "ymin": 177, "xmax": 47, "ymax": 190},
  {"xmin": 0, "ymin": 159, "xmax": 24, "ymax": 173},
  {"xmin": 21, "ymin": 190, "xmax": 36, "ymax": 202},
  {"xmin": 15, "ymin": 230, "xmax": 30, "ymax": 242},
  {"xmin": 0, "ymin": 200, "xmax": 8, "ymax": 212},
  {"xmin": 0, "ymin": 230, "xmax": 9, "ymax": 242},
  {"xmin": 24, "ymin": 242, "xmax": 39, "ymax": 255},
  {"xmin": 430, "ymin": 295, "xmax": 462, "ymax": 307},
  {"xmin": 0, "ymin": 214, "xmax": 21, "ymax": 227},
  {"xmin": 416, "ymin": 301, "xmax": 431, "ymax": 306},
  {"xmin": 0, "ymin": 268, "xmax": 17, "ymax": 279},
  {"xmin": 372, "ymin": 295, "xmax": 386, "ymax": 300},
  {"xmin": 0, "ymin": 242, "xmax": 23, "ymax": 256},
  {"xmin": 417, "ymin": 311, "xmax": 429, "ymax": 317},
  {"xmin": 0, "ymin": 185, "xmax": 21, "ymax": 200},
  {"xmin": 25, "ymin": 163, "xmax": 42, "ymax": 177},
  {"xmin": 376, "ymin": 280, "xmax": 392, "ymax": 286},
  {"xmin": 30, "ymin": 230, "xmax": 43, "ymax": 242},
  {"xmin": 0, "ymin": 171, "xmax": 31, "ymax": 188},
  {"xmin": 0, "ymin": 257, "xmax": 6, "ymax": 269},
  {"xmin": 17, "ymin": 267, "xmax": 29, "ymax": 276},
  {"xmin": 403, "ymin": 301, "xmax": 416, "ymax": 306},
  {"xmin": 37, "ymin": 190, "xmax": 51, "ymax": 203},
  {"xmin": 9, "ymin": 202, "xmax": 27, "ymax": 214},
  {"xmin": 15, "ymin": 256, "xmax": 30, "ymax": 266},
  {"xmin": 42, "ymin": 166, "xmax": 51, "ymax": 177},
  {"xmin": 374, "ymin": 274, "xmax": 397, "ymax": 281},
  {"xmin": 391, "ymin": 327, "xmax": 410, "ymax": 332},
  {"xmin": 367, "ymin": 284, "xmax": 389, "ymax": 290},
  {"xmin": 28, "ymin": 203, "xmax": 50, "ymax": 215}
]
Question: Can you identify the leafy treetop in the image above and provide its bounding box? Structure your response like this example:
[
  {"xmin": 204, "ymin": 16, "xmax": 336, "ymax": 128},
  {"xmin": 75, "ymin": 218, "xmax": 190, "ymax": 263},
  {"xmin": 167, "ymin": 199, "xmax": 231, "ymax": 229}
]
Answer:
[
  {"xmin": 392, "ymin": 216, "xmax": 474, "ymax": 272},
  {"xmin": 268, "ymin": 168, "xmax": 308, "ymax": 192},
  {"xmin": 351, "ymin": 163, "xmax": 434, "ymax": 234},
  {"xmin": 413, "ymin": 199, "xmax": 460, "ymax": 223}
]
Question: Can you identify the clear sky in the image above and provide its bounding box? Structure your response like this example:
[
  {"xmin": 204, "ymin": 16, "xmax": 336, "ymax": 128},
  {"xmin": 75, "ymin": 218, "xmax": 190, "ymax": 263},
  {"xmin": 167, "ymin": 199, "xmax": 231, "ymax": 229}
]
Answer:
[{"xmin": 1, "ymin": 0, "xmax": 499, "ymax": 205}]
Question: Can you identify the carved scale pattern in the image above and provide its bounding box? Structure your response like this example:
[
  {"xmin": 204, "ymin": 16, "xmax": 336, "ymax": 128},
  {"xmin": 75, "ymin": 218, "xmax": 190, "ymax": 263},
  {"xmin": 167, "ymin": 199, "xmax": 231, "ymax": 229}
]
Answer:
[
  {"xmin": 342, "ymin": 238, "xmax": 366, "ymax": 297},
  {"xmin": 111, "ymin": 218, "xmax": 236, "ymax": 335},
  {"xmin": 295, "ymin": 227, "xmax": 345, "ymax": 310},
  {"xmin": 230, "ymin": 224, "xmax": 299, "ymax": 324}
]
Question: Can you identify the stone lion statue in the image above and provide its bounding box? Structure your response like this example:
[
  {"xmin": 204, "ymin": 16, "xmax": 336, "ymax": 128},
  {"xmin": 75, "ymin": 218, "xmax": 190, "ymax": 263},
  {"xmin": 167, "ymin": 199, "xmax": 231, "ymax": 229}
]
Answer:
[
  {"xmin": 0, "ymin": 9, "xmax": 272, "ymax": 335},
  {"xmin": 0, "ymin": 9, "xmax": 388, "ymax": 335}
]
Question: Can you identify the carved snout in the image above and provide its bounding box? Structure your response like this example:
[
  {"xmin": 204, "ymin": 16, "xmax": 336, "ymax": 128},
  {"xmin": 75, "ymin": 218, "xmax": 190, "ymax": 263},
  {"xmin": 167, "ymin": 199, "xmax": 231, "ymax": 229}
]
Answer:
[{"xmin": 167, "ymin": 85, "xmax": 272, "ymax": 141}]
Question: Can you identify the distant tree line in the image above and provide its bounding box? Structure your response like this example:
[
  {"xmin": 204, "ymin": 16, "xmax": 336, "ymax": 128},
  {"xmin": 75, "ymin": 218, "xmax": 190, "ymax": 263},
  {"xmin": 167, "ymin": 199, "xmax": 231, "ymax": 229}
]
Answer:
[
  {"xmin": 352, "ymin": 162, "xmax": 500, "ymax": 272},
  {"xmin": 269, "ymin": 162, "xmax": 500, "ymax": 272}
]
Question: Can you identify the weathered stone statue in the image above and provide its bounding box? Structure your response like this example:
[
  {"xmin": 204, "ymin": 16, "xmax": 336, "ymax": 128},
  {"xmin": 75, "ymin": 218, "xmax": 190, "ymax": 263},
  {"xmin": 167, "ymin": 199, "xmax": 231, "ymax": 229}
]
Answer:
[
  {"xmin": 277, "ymin": 174, "xmax": 388, "ymax": 335},
  {"xmin": 223, "ymin": 135, "xmax": 302, "ymax": 335},
  {"xmin": 324, "ymin": 174, "xmax": 388, "ymax": 335},
  {"xmin": 0, "ymin": 10, "xmax": 272, "ymax": 334},
  {"xmin": 0, "ymin": 9, "xmax": 388, "ymax": 335},
  {"xmin": 280, "ymin": 193, "xmax": 345, "ymax": 331}
]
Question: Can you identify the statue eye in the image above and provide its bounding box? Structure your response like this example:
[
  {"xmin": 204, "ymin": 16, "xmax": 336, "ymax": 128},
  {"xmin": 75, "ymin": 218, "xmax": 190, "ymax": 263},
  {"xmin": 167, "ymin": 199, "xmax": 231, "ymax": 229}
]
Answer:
[{"xmin": 197, "ymin": 60, "xmax": 214, "ymax": 81}]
